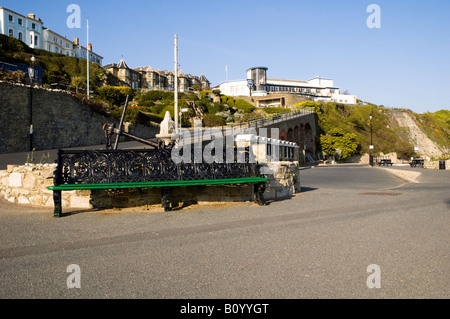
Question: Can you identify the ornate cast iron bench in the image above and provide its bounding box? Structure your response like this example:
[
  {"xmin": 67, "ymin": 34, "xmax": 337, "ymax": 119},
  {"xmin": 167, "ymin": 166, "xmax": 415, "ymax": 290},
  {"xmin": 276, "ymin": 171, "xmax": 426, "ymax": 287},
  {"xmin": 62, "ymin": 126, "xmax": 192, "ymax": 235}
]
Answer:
[{"xmin": 48, "ymin": 149, "xmax": 269, "ymax": 217}]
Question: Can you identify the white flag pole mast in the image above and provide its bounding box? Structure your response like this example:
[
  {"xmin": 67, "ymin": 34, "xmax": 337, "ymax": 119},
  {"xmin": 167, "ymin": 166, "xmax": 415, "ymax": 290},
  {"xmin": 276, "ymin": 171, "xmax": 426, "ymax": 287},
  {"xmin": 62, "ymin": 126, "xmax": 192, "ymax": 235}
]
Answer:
[
  {"xmin": 226, "ymin": 65, "xmax": 228, "ymax": 83},
  {"xmin": 174, "ymin": 34, "xmax": 179, "ymax": 134},
  {"xmin": 86, "ymin": 18, "xmax": 89, "ymax": 99}
]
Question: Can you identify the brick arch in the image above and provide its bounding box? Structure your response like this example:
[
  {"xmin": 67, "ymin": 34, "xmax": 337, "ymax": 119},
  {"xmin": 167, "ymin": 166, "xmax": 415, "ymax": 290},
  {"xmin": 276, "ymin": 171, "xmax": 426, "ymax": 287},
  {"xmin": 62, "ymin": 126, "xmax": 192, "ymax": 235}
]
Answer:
[
  {"xmin": 299, "ymin": 123, "xmax": 305, "ymax": 150},
  {"xmin": 280, "ymin": 129, "xmax": 287, "ymax": 141},
  {"xmin": 304, "ymin": 122, "xmax": 314, "ymax": 153},
  {"xmin": 294, "ymin": 126, "xmax": 299, "ymax": 145},
  {"xmin": 287, "ymin": 127, "xmax": 294, "ymax": 142}
]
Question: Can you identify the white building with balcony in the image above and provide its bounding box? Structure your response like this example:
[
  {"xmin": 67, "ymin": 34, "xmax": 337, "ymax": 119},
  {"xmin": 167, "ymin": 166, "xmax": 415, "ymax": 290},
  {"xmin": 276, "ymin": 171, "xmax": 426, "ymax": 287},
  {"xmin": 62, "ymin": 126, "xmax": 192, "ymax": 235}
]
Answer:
[
  {"xmin": 42, "ymin": 28, "xmax": 75, "ymax": 57},
  {"xmin": 1, "ymin": 7, "xmax": 103, "ymax": 65},
  {"xmin": 0, "ymin": 8, "xmax": 43, "ymax": 49},
  {"xmin": 218, "ymin": 66, "xmax": 357, "ymax": 105}
]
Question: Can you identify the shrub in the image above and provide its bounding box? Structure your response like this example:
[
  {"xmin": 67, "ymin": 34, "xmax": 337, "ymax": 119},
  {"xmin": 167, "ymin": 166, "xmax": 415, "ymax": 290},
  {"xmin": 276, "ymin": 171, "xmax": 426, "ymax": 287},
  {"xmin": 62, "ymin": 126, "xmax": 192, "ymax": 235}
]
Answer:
[
  {"xmin": 95, "ymin": 86, "xmax": 134, "ymax": 107},
  {"xmin": 202, "ymin": 114, "xmax": 226, "ymax": 127},
  {"xmin": 234, "ymin": 99, "xmax": 255, "ymax": 113},
  {"xmin": 263, "ymin": 107, "xmax": 290, "ymax": 114}
]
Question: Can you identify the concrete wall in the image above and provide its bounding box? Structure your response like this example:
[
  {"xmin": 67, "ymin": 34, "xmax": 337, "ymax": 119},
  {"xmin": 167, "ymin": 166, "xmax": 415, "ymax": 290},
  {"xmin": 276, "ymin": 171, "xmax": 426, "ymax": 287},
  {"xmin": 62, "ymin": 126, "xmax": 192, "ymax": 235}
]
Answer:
[{"xmin": 0, "ymin": 82, "xmax": 159, "ymax": 153}]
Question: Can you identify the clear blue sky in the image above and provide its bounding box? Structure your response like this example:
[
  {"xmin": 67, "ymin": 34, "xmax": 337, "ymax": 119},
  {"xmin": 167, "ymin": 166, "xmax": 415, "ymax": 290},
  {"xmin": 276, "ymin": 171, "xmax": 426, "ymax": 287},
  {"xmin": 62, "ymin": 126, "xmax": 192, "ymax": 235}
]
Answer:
[{"xmin": 3, "ymin": 0, "xmax": 449, "ymax": 113}]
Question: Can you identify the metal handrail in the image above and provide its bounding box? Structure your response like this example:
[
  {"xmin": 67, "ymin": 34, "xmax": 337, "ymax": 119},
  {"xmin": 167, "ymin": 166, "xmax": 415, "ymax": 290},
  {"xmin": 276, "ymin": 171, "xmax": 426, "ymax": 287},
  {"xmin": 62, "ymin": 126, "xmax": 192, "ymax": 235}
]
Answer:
[{"xmin": 177, "ymin": 108, "xmax": 315, "ymax": 145}]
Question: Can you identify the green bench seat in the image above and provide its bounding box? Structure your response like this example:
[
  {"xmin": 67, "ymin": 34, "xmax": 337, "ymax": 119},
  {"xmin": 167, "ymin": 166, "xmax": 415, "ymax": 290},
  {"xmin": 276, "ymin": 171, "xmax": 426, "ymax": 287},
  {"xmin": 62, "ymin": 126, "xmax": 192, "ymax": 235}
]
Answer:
[{"xmin": 48, "ymin": 177, "xmax": 269, "ymax": 217}]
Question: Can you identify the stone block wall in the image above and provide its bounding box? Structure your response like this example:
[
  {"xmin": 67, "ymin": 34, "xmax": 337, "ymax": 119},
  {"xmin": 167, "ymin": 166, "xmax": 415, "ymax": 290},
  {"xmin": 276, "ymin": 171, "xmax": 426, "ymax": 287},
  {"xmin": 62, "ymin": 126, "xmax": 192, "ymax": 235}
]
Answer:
[
  {"xmin": 262, "ymin": 161, "xmax": 301, "ymax": 200},
  {"xmin": 424, "ymin": 160, "xmax": 449, "ymax": 170},
  {"xmin": 0, "ymin": 161, "xmax": 302, "ymax": 212},
  {"xmin": 0, "ymin": 82, "xmax": 158, "ymax": 153},
  {"xmin": 0, "ymin": 164, "xmax": 56, "ymax": 206}
]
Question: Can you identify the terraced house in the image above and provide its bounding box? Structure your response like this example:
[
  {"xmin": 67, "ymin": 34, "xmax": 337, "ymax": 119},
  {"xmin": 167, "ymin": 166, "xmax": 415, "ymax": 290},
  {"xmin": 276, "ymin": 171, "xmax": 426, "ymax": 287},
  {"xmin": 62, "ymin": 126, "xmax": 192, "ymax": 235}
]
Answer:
[
  {"xmin": 104, "ymin": 59, "xmax": 141, "ymax": 89},
  {"xmin": 0, "ymin": 7, "xmax": 103, "ymax": 65},
  {"xmin": 104, "ymin": 58, "xmax": 211, "ymax": 92}
]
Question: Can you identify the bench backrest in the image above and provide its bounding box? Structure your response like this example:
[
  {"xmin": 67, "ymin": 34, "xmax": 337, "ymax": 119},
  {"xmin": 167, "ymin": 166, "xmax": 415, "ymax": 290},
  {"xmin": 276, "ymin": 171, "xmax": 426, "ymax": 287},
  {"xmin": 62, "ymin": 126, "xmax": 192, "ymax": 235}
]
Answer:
[{"xmin": 54, "ymin": 149, "xmax": 262, "ymax": 186}]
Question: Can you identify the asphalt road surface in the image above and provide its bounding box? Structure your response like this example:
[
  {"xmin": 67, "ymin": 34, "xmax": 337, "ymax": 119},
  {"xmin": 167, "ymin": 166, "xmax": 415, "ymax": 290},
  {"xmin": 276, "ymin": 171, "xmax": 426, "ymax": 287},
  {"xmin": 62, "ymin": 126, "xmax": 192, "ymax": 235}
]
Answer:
[{"xmin": 0, "ymin": 164, "xmax": 448, "ymax": 302}]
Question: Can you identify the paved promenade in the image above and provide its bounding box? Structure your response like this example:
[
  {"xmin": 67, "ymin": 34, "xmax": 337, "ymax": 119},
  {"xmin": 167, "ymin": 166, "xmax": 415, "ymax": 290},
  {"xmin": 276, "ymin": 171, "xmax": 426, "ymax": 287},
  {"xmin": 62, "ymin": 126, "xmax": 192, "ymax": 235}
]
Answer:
[{"xmin": 0, "ymin": 163, "xmax": 448, "ymax": 300}]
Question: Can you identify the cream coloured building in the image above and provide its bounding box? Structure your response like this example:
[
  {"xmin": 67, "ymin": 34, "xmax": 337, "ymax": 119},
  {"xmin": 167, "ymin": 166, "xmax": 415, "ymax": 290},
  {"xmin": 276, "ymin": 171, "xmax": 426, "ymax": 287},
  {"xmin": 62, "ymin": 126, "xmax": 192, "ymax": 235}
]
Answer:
[
  {"xmin": 1, "ymin": 7, "xmax": 103, "ymax": 65},
  {"xmin": 218, "ymin": 66, "xmax": 357, "ymax": 105}
]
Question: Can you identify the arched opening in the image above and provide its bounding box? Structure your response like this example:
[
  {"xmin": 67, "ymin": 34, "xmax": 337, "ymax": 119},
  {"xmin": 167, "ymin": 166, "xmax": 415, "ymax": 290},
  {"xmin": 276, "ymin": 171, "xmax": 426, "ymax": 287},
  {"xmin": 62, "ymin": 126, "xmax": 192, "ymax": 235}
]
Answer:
[
  {"xmin": 299, "ymin": 123, "xmax": 305, "ymax": 150},
  {"xmin": 287, "ymin": 128, "xmax": 294, "ymax": 142},
  {"xmin": 280, "ymin": 129, "xmax": 287, "ymax": 141},
  {"xmin": 294, "ymin": 126, "xmax": 299, "ymax": 145},
  {"xmin": 304, "ymin": 123, "xmax": 313, "ymax": 153}
]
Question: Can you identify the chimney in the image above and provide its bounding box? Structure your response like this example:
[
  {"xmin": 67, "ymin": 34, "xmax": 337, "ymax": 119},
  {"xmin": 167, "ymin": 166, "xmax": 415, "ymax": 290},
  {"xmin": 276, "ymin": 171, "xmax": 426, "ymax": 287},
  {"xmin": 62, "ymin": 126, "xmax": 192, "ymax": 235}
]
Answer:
[
  {"xmin": 27, "ymin": 13, "xmax": 36, "ymax": 20},
  {"xmin": 73, "ymin": 38, "xmax": 79, "ymax": 45},
  {"xmin": 88, "ymin": 43, "xmax": 92, "ymax": 51}
]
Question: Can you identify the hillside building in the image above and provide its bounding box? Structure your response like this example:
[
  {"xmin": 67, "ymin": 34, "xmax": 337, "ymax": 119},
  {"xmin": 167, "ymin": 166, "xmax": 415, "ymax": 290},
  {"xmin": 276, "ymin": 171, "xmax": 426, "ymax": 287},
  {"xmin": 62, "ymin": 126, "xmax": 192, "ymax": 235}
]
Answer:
[
  {"xmin": 104, "ymin": 58, "xmax": 211, "ymax": 92},
  {"xmin": 218, "ymin": 66, "xmax": 357, "ymax": 105},
  {"xmin": 0, "ymin": 7, "xmax": 103, "ymax": 65},
  {"xmin": 103, "ymin": 59, "xmax": 141, "ymax": 89}
]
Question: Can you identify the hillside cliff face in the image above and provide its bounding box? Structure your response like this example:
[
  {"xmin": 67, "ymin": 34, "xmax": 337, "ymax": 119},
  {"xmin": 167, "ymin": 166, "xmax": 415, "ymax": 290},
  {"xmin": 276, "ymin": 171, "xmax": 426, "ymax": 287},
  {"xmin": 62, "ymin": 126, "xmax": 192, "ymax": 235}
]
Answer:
[
  {"xmin": 390, "ymin": 111, "xmax": 444, "ymax": 158},
  {"xmin": 302, "ymin": 101, "xmax": 448, "ymax": 160}
]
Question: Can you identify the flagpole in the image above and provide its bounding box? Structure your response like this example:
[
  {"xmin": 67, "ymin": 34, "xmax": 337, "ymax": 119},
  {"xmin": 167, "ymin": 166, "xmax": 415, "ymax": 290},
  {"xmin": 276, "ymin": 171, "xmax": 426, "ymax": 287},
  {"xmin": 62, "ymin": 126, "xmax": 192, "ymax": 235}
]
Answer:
[
  {"xmin": 86, "ymin": 18, "xmax": 90, "ymax": 99},
  {"xmin": 226, "ymin": 65, "xmax": 228, "ymax": 83},
  {"xmin": 174, "ymin": 34, "xmax": 179, "ymax": 134}
]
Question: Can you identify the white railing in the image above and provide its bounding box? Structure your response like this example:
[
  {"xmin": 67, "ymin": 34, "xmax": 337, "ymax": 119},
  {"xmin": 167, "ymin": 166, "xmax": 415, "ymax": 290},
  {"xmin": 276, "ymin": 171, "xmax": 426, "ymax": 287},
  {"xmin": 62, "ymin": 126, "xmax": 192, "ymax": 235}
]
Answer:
[{"xmin": 178, "ymin": 108, "xmax": 315, "ymax": 144}]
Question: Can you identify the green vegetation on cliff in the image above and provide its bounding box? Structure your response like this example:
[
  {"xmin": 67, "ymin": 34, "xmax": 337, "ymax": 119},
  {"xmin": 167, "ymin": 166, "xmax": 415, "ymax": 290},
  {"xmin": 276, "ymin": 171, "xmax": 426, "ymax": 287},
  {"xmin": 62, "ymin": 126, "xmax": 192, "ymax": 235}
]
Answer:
[
  {"xmin": 0, "ymin": 34, "xmax": 109, "ymax": 89},
  {"xmin": 295, "ymin": 101, "xmax": 449, "ymax": 160}
]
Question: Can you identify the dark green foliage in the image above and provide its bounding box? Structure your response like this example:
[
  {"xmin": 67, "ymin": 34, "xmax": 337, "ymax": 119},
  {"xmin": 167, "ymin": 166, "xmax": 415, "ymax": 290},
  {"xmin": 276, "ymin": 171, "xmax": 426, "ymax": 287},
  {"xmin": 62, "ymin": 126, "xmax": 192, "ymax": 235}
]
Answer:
[
  {"xmin": 234, "ymin": 99, "xmax": 255, "ymax": 113},
  {"xmin": 296, "ymin": 101, "xmax": 420, "ymax": 159},
  {"xmin": 263, "ymin": 107, "xmax": 291, "ymax": 114},
  {"xmin": 110, "ymin": 106, "xmax": 163, "ymax": 125},
  {"xmin": 1, "ymin": 34, "xmax": 106, "ymax": 88},
  {"xmin": 95, "ymin": 86, "xmax": 135, "ymax": 107},
  {"xmin": 203, "ymin": 114, "xmax": 226, "ymax": 127}
]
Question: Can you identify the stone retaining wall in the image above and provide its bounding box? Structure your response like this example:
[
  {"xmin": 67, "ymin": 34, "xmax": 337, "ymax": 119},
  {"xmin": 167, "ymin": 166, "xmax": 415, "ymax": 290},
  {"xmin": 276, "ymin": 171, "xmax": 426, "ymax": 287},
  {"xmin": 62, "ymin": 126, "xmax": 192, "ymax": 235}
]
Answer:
[
  {"xmin": 0, "ymin": 82, "xmax": 158, "ymax": 153},
  {"xmin": 0, "ymin": 161, "xmax": 301, "ymax": 211},
  {"xmin": 424, "ymin": 160, "xmax": 449, "ymax": 170}
]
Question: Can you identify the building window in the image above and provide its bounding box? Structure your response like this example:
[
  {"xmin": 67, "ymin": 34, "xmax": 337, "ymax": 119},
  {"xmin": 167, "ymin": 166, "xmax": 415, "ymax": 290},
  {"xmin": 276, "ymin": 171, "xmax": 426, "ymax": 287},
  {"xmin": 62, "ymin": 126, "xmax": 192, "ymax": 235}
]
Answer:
[
  {"xmin": 18, "ymin": 18, "xmax": 23, "ymax": 25},
  {"xmin": 48, "ymin": 45, "xmax": 52, "ymax": 51},
  {"xmin": 9, "ymin": 15, "xmax": 13, "ymax": 22},
  {"xmin": 18, "ymin": 32, "xmax": 23, "ymax": 41},
  {"xmin": 9, "ymin": 29, "xmax": 14, "ymax": 37},
  {"xmin": 32, "ymin": 23, "xmax": 36, "ymax": 30},
  {"xmin": 267, "ymin": 143, "xmax": 273, "ymax": 156},
  {"xmin": 34, "ymin": 35, "xmax": 38, "ymax": 46}
]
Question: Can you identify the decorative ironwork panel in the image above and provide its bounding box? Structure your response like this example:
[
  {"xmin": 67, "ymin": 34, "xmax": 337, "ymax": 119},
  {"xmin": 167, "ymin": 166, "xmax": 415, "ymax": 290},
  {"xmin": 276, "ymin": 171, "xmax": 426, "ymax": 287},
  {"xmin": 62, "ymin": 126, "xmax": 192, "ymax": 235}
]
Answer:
[{"xmin": 56, "ymin": 148, "xmax": 263, "ymax": 186}]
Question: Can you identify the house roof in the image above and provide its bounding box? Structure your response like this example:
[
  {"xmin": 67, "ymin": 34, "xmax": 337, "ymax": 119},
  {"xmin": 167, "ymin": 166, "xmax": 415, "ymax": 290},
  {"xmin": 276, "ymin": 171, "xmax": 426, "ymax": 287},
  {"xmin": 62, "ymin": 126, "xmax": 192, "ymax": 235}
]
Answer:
[
  {"xmin": 117, "ymin": 58, "xmax": 129, "ymax": 69},
  {"xmin": 103, "ymin": 63, "xmax": 117, "ymax": 69}
]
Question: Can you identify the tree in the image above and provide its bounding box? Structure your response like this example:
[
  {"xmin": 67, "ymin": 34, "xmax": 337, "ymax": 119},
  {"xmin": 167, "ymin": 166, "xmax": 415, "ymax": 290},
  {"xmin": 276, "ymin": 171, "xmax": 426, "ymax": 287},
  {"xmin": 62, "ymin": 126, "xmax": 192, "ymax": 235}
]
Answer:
[
  {"xmin": 71, "ymin": 76, "xmax": 86, "ymax": 94},
  {"xmin": 320, "ymin": 128, "xmax": 360, "ymax": 160}
]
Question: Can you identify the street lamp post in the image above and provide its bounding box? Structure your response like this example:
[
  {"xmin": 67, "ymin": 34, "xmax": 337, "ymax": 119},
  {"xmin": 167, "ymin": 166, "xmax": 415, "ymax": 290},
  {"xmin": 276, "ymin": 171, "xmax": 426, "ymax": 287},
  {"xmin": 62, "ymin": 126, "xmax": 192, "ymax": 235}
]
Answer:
[
  {"xmin": 369, "ymin": 113, "xmax": 373, "ymax": 167},
  {"xmin": 28, "ymin": 56, "xmax": 36, "ymax": 151}
]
